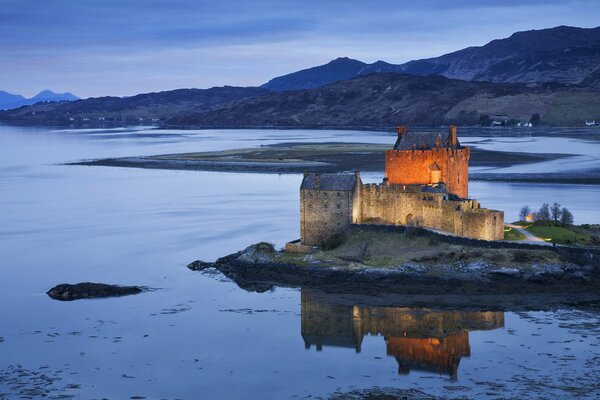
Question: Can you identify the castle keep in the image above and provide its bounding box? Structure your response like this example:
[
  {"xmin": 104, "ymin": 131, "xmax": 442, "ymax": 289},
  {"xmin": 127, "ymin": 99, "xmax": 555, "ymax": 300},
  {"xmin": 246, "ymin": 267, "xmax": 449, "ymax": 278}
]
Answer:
[{"xmin": 299, "ymin": 126, "xmax": 504, "ymax": 245}]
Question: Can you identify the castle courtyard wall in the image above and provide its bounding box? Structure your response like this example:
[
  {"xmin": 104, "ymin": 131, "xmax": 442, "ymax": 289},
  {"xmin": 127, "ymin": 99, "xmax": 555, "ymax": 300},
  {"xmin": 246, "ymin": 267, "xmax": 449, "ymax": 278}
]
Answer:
[{"xmin": 357, "ymin": 184, "xmax": 504, "ymax": 241}]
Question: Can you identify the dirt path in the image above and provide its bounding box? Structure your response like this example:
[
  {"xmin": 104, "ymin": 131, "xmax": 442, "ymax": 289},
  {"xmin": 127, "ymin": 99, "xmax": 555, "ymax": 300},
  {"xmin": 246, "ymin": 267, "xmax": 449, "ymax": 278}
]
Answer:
[{"xmin": 506, "ymin": 223, "xmax": 553, "ymax": 246}]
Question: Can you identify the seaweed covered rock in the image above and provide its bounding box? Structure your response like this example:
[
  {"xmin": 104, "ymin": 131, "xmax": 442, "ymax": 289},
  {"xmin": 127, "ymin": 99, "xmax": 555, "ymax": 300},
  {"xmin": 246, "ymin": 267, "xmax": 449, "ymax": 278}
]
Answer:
[
  {"xmin": 47, "ymin": 282, "xmax": 143, "ymax": 301},
  {"xmin": 186, "ymin": 260, "xmax": 215, "ymax": 271}
]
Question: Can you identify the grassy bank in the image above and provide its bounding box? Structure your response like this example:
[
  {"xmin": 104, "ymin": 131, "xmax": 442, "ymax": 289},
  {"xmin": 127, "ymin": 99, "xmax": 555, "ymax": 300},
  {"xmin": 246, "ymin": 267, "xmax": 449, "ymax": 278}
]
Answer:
[
  {"xmin": 513, "ymin": 221, "xmax": 599, "ymax": 246},
  {"xmin": 504, "ymin": 226, "xmax": 526, "ymax": 241},
  {"xmin": 279, "ymin": 229, "xmax": 562, "ymax": 268}
]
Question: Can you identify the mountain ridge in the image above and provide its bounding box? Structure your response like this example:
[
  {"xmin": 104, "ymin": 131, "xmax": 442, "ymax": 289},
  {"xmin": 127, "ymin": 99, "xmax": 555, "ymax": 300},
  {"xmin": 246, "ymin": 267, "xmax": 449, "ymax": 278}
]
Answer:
[
  {"xmin": 0, "ymin": 89, "xmax": 80, "ymax": 110},
  {"xmin": 261, "ymin": 25, "xmax": 600, "ymax": 92}
]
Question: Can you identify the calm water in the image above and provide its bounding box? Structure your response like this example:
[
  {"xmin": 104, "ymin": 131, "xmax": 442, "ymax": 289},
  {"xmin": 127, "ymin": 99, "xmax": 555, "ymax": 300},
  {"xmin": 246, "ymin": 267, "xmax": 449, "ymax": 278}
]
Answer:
[{"xmin": 0, "ymin": 125, "xmax": 599, "ymax": 399}]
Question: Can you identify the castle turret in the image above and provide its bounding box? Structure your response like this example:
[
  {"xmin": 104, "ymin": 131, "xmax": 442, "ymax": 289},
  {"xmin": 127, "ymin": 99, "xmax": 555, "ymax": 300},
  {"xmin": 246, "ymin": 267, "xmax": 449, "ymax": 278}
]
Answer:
[{"xmin": 385, "ymin": 125, "xmax": 470, "ymax": 199}]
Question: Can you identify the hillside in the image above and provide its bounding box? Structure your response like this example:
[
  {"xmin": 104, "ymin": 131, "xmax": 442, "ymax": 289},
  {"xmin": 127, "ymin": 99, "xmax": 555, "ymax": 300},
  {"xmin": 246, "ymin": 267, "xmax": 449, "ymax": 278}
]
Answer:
[
  {"xmin": 0, "ymin": 86, "xmax": 268, "ymax": 125},
  {"xmin": 401, "ymin": 26, "xmax": 600, "ymax": 86},
  {"xmin": 261, "ymin": 26, "xmax": 600, "ymax": 92},
  {"xmin": 262, "ymin": 57, "xmax": 404, "ymax": 92},
  {"xmin": 172, "ymin": 73, "xmax": 600, "ymax": 128}
]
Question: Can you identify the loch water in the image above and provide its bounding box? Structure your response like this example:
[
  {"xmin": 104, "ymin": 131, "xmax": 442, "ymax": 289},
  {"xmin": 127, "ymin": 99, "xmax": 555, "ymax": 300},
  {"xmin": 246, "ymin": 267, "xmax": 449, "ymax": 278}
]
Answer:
[{"xmin": 0, "ymin": 126, "xmax": 599, "ymax": 399}]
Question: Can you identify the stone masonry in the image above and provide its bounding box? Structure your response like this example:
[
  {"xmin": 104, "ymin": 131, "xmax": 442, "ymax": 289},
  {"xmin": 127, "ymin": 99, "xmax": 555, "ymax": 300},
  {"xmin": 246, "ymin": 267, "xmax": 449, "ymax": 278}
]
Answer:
[{"xmin": 299, "ymin": 126, "xmax": 504, "ymax": 246}]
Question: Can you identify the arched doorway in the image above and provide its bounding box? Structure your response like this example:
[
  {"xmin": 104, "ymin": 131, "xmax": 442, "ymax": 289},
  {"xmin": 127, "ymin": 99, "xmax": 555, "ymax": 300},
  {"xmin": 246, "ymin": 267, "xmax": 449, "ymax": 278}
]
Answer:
[{"xmin": 405, "ymin": 213, "xmax": 414, "ymax": 225}]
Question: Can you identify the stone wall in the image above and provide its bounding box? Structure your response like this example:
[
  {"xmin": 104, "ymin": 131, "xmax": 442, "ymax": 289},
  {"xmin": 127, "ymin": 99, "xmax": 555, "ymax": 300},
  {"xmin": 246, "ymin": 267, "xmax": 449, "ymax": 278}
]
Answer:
[
  {"xmin": 357, "ymin": 183, "xmax": 503, "ymax": 241},
  {"xmin": 385, "ymin": 147, "xmax": 470, "ymax": 198},
  {"xmin": 300, "ymin": 188, "xmax": 355, "ymax": 246}
]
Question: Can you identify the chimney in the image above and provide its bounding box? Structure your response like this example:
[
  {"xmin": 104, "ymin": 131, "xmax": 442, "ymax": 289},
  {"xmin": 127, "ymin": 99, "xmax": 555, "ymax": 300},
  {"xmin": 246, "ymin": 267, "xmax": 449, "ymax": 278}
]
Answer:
[
  {"xmin": 303, "ymin": 170, "xmax": 309, "ymax": 177},
  {"xmin": 354, "ymin": 170, "xmax": 361, "ymax": 181},
  {"xmin": 449, "ymin": 125, "xmax": 457, "ymax": 147},
  {"xmin": 393, "ymin": 126, "xmax": 408, "ymax": 150}
]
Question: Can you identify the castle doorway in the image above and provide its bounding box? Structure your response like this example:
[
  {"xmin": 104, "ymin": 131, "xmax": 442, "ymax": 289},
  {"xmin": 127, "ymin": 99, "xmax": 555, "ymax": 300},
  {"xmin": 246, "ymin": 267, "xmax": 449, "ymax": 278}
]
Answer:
[{"xmin": 405, "ymin": 213, "xmax": 414, "ymax": 225}]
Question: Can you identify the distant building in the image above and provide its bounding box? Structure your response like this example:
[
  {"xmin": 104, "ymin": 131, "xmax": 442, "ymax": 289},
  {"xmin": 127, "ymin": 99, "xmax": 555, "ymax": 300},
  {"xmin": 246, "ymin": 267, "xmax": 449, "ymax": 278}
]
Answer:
[{"xmin": 299, "ymin": 126, "xmax": 504, "ymax": 246}]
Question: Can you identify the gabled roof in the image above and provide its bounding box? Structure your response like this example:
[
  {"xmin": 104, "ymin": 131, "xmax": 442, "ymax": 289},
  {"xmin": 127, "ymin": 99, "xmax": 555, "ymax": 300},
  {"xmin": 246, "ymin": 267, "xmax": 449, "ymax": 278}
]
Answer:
[
  {"xmin": 393, "ymin": 131, "xmax": 460, "ymax": 150},
  {"xmin": 301, "ymin": 173, "xmax": 357, "ymax": 191},
  {"xmin": 429, "ymin": 162, "xmax": 441, "ymax": 171}
]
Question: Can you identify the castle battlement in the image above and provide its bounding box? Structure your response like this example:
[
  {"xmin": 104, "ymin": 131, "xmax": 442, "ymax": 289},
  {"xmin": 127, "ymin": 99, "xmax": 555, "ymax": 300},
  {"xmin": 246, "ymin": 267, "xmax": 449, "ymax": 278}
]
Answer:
[{"xmin": 299, "ymin": 126, "xmax": 504, "ymax": 246}]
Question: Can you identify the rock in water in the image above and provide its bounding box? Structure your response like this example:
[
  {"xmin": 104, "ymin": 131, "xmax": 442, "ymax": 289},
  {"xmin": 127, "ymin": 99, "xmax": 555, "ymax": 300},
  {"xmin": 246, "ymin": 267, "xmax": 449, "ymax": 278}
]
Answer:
[
  {"xmin": 47, "ymin": 282, "xmax": 143, "ymax": 301},
  {"xmin": 186, "ymin": 260, "xmax": 215, "ymax": 271}
]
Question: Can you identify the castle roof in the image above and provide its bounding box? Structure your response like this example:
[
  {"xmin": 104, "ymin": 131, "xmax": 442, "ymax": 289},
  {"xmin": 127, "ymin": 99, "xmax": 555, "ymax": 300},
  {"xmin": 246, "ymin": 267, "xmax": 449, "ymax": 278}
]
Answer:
[
  {"xmin": 394, "ymin": 131, "xmax": 460, "ymax": 150},
  {"xmin": 301, "ymin": 173, "xmax": 358, "ymax": 191}
]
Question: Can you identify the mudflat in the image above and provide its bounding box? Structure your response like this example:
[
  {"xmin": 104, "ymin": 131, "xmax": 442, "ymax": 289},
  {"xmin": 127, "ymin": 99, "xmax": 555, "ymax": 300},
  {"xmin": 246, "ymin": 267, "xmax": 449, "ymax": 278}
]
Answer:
[{"xmin": 69, "ymin": 142, "xmax": 596, "ymax": 183}]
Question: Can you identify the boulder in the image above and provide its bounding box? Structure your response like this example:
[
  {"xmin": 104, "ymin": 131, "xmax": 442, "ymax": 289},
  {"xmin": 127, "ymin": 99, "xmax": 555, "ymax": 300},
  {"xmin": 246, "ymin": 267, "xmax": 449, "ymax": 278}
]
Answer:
[
  {"xmin": 186, "ymin": 260, "xmax": 215, "ymax": 271},
  {"xmin": 47, "ymin": 282, "xmax": 143, "ymax": 301}
]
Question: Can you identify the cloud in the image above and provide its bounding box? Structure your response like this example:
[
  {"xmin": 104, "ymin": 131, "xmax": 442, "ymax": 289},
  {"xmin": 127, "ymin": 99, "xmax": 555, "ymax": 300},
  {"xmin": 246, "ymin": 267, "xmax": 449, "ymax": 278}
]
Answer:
[{"xmin": 1, "ymin": 0, "xmax": 599, "ymax": 97}]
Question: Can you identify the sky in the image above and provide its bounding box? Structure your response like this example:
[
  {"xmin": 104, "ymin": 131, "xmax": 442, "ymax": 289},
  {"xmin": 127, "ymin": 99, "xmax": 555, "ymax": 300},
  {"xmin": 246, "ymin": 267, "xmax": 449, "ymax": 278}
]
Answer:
[{"xmin": 2, "ymin": 0, "xmax": 600, "ymax": 98}]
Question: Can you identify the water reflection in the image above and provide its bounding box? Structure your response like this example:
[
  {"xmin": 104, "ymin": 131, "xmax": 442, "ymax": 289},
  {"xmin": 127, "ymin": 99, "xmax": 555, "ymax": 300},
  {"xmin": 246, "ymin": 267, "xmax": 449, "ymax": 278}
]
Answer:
[{"xmin": 301, "ymin": 291, "xmax": 504, "ymax": 380}]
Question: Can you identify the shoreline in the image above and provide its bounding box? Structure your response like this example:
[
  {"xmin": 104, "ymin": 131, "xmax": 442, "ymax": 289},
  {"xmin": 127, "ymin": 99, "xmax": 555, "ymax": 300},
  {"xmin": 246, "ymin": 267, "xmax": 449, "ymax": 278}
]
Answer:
[{"xmin": 188, "ymin": 227, "xmax": 600, "ymax": 310}]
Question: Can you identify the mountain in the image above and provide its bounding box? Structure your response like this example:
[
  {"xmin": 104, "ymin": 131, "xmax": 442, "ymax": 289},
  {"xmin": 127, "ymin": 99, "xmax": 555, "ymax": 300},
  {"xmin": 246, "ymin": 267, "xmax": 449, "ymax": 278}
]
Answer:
[
  {"xmin": 0, "ymin": 86, "xmax": 268, "ymax": 124},
  {"xmin": 3, "ymin": 73, "xmax": 599, "ymax": 128},
  {"xmin": 31, "ymin": 90, "xmax": 79, "ymax": 102},
  {"xmin": 0, "ymin": 90, "xmax": 27, "ymax": 110},
  {"xmin": 262, "ymin": 57, "xmax": 367, "ymax": 92},
  {"xmin": 0, "ymin": 89, "xmax": 80, "ymax": 110},
  {"xmin": 262, "ymin": 26, "xmax": 600, "ymax": 91},
  {"xmin": 172, "ymin": 73, "xmax": 600, "ymax": 128},
  {"xmin": 262, "ymin": 57, "xmax": 405, "ymax": 92},
  {"xmin": 400, "ymin": 25, "xmax": 600, "ymax": 85}
]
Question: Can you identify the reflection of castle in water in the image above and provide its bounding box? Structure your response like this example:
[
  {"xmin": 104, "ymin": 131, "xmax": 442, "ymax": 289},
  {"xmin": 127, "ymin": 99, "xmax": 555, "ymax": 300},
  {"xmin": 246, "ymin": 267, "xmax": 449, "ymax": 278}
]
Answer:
[{"xmin": 301, "ymin": 291, "xmax": 504, "ymax": 379}]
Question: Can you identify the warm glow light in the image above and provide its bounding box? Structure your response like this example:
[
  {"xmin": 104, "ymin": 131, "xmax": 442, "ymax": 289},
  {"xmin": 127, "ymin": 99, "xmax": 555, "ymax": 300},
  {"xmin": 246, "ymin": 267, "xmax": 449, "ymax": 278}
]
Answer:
[{"xmin": 524, "ymin": 213, "xmax": 535, "ymax": 222}]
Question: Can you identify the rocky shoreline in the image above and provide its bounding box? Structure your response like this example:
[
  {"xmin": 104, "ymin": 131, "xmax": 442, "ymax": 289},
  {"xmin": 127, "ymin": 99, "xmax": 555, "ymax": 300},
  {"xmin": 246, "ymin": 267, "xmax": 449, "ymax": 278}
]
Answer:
[{"xmin": 188, "ymin": 241, "xmax": 600, "ymax": 310}]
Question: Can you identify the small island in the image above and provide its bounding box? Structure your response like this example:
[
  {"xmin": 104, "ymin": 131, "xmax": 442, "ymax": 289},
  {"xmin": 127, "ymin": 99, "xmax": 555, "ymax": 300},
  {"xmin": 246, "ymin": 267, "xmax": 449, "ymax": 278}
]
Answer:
[{"xmin": 188, "ymin": 127, "xmax": 600, "ymax": 306}]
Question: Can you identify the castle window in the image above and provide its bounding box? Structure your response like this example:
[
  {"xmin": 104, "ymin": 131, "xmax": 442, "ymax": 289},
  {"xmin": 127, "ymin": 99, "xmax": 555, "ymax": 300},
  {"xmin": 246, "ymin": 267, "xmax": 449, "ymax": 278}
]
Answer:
[
  {"xmin": 336, "ymin": 204, "xmax": 341, "ymax": 211},
  {"xmin": 323, "ymin": 204, "xmax": 328, "ymax": 210},
  {"xmin": 324, "ymin": 193, "xmax": 328, "ymax": 199},
  {"xmin": 337, "ymin": 192, "xmax": 341, "ymax": 198}
]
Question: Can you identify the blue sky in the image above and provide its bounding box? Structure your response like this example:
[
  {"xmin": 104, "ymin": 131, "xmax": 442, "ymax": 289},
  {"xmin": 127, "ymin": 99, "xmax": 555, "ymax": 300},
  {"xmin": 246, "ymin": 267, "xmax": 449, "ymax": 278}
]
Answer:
[{"xmin": 2, "ymin": 0, "xmax": 600, "ymax": 98}]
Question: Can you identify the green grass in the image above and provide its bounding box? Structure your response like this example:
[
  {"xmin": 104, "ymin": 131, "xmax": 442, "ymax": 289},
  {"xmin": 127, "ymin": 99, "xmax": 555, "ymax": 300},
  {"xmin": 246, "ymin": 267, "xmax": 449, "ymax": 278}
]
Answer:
[
  {"xmin": 503, "ymin": 226, "xmax": 526, "ymax": 241},
  {"xmin": 525, "ymin": 224, "xmax": 590, "ymax": 245},
  {"xmin": 512, "ymin": 220, "xmax": 530, "ymax": 227}
]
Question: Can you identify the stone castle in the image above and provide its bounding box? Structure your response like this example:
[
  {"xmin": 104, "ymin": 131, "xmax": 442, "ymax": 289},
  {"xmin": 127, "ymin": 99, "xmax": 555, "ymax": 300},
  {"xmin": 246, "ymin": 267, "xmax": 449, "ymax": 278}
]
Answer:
[{"xmin": 299, "ymin": 126, "xmax": 504, "ymax": 246}]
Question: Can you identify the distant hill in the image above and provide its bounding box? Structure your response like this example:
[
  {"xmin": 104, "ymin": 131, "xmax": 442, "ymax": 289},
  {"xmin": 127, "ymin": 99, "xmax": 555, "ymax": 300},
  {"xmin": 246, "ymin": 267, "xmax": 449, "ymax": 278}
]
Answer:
[
  {"xmin": 172, "ymin": 73, "xmax": 600, "ymax": 128},
  {"xmin": 261, "ymin": 26, "xmax": 600, "ymax": 91},
  {"xmin": 261, "ymin": 57, "xmax": 403, "ymax": 92},
  {"xmin": 401, "ymin": 25, "xmax": 600, "ymax": 86},
  {"xmin": 0, "ymin": 86, "xmax": 268, "ymax": 124},
  {"xmin": 0, "ymin": 91, "xmax": 27, "ymax": 110},
  {"xmin": 0, "ymin": 89, "xmax": 79, "ymax": 110},
  {"xmin": 4, "ymin": 25, "xmax": 600, "ymax": 128}
]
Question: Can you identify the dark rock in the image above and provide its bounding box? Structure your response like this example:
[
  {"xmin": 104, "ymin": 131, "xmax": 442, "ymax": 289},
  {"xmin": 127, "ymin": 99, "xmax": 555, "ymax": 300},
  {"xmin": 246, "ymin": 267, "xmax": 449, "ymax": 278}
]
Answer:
[
  {"xmin": 47, "ymin": 282, "xmax": 143, "ymax": 301},
  {"xmin": 186, "ymin": 260, "xmax": 215, "ymax": 271}
]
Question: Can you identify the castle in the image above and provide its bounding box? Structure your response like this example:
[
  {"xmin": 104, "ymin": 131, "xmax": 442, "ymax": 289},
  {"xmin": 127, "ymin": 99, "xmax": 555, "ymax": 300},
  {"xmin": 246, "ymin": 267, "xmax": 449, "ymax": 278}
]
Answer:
[{"xmin": 299, "ymin": 126, "xmax": 504, "ymax": 246}]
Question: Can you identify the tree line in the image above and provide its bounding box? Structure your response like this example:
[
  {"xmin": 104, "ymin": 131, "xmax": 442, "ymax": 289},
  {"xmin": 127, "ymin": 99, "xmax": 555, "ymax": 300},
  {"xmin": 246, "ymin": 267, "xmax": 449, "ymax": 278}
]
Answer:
[{"xmin": 519, "ymin": 203, "xmax": 574, "ymax": 226}]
